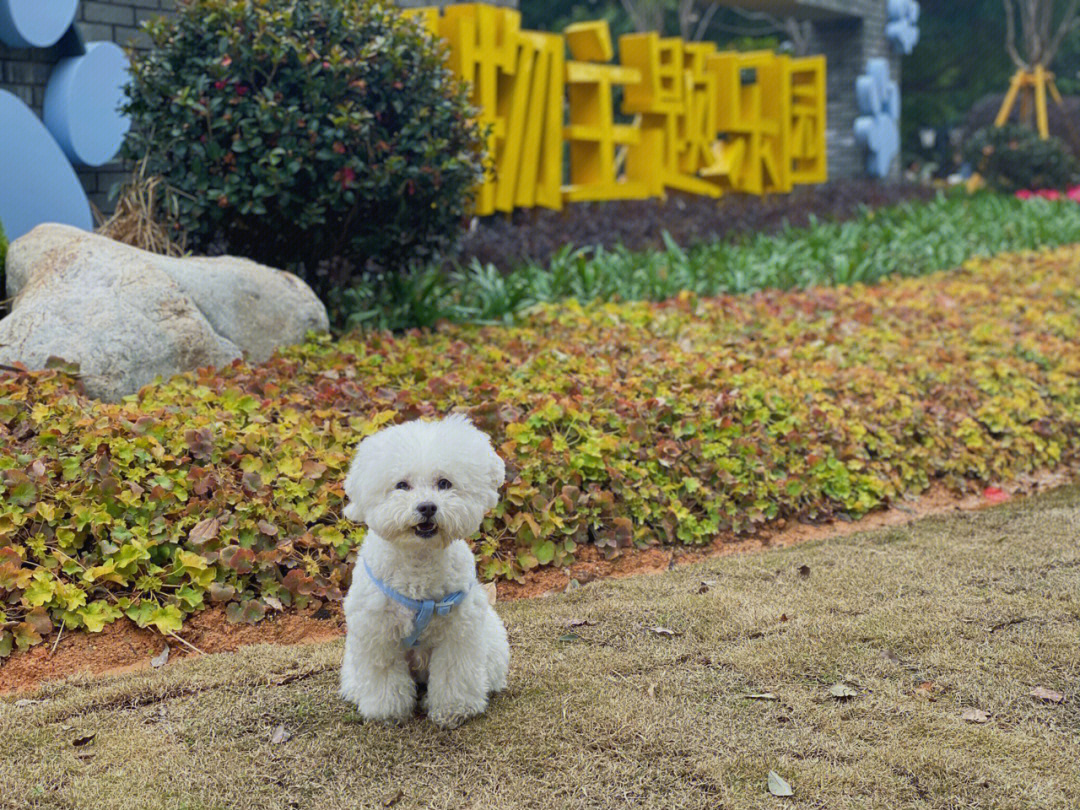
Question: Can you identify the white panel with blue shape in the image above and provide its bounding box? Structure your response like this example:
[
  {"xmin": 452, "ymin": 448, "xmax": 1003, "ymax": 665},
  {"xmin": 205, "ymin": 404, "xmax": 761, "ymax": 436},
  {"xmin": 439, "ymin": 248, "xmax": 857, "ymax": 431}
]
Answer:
[
  {"xmin": 886, "ymin": 0, "xmax": 920, "ymax": 56},
  {"xmin": 0, "ymin": 0, "xmax": 131, "ymax": 240},
  {"xmin": 853, "ymin": 58, "xmax": 901, "ymax": 178}
]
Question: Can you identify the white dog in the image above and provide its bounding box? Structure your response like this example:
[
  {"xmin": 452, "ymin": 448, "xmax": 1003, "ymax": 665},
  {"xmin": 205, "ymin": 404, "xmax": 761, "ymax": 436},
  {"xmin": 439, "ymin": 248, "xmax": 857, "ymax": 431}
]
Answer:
[{"xmin": 338, "ymin": 414, "xmax": 510, "ymax": 728}]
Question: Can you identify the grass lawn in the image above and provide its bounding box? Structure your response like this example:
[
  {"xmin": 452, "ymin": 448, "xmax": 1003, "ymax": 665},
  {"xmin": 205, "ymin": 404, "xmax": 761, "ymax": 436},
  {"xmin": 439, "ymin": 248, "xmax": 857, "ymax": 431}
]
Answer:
[{"xmin": 3, "ymin": 486, "xmax": 1077, "ymax": 809}]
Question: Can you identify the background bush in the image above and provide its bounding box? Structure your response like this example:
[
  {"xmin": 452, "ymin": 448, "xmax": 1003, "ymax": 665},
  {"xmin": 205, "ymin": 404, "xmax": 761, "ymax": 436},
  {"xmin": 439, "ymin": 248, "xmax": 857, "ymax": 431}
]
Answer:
[
  {"xmin": 963, "ymin": 125, "xmax": 1080, "ymax": 192},
  {"xmin": 2, "ymin": 246, "xmax": 1080, "ymax": 654},
  {"xmin": 122, "ymin": 0, "xmax": 484, "ymax": 299}
]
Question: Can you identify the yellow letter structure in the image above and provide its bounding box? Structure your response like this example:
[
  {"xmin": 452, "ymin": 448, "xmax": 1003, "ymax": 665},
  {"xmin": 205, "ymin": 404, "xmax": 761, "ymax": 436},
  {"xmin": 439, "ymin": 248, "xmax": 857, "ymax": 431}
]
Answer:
[
  {"xmin": 406, "ymin": 5, "xmax": 564, "ymax": 212},
  {"xmin": 562, "ymin": 20, "xmax": 648, "ymax": 202},
  {"xmin": 789, "ymin": 55, "xmax": 827, "ymax": 185},
  {"xmin": 507, "ymin": 30, "xmax": 565, "ymax": 211},
  {"xmin": 438, "ymin": 4, "xmax": 520, "ymax": 215},
  {"xmin": 679, "ymin": 42, "xmax": 721, "ymax": 185},
  {"xmin": 619, "ymin": 32, "xmax": 720, "ymax": 198},
  {"xmin": 703, "ymin": 50, "xmax": 792, "ymax": 195}
]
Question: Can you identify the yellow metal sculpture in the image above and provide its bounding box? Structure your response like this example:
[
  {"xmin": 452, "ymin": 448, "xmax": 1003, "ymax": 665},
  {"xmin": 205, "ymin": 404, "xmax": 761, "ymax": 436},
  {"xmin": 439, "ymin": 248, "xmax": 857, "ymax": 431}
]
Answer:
[{"xmin": 407, "ymin": 4, "xmax": 827, "ymax": 215}]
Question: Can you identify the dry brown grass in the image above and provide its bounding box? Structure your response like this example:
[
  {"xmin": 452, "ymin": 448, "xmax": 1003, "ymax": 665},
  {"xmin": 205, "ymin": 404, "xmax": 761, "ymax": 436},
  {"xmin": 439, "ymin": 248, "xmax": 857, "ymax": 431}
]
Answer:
[
  {"xmin": 96, "ymin": 160, "xmax": 187, "ymax": 257},
  {"xmin": 2, "ymin": 487, "xmax": 1078, "ymax": 810}
]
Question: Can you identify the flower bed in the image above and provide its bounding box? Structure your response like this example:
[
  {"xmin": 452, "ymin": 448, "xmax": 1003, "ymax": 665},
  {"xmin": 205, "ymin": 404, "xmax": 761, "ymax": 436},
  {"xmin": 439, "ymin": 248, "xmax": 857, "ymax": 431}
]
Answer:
[
  {"xmin": 2, "ymin": 246, "xmax": 1080, "ymax": 655},
  {"xmin": 341, "ymin": 191, "xmax": 1080, "ymax": 331}
]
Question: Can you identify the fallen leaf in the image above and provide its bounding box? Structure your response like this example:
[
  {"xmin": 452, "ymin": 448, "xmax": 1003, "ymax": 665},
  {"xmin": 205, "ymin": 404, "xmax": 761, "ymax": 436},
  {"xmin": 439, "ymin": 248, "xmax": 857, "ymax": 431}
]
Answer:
[
  {"xmin": 915, "ymin": 681, "xmax": 939, "ymax": 700},
  {"xmin": 557, "ymin": 633, "xmax": 580, "ymax": 643},
  {"xmin": 961, "ymin": 708, "xmax": 990, "ymax": 723},
  {"xmin": 829, "ymin": 682, "xmax": 858, "ymax": 699},
  {"xmin": 695, "ymin": 579, "xmax": 719, "ymax": 594},
  {"xmin": 647, "ymin": 682, "xmax": 658, "ymax": 699},
  {"xmin": 270, "ymin": 724, "xmax": 292, "ymax": 744},
  {"xmin": 1030, "ymin": 687, "xmax": 1065, "ymax": 704},
  {"xmin": 263, "ymin": 596, "xmax": 285, "ymax": 612},
  {"xmin": 481, "ymin": 582, "xmax": 497, "ymax": 605},
  {"xmin": 72, "ymin": 733, "xmax": 96, "ymax": 747},
  {"xmin": 151, "ymin": 644, "xmax": 170, "ymax": 669},
  {"xmin": 797, "ymin": 565, "xmax": 810, "ymax": 578},
  {"xmin": 564, "ymin": 579, "xmax": 581, "ymax": 593},
  {"xmin": 75, "ymin": 751, "xmax": 95, "ymax": 761},
  {"xmin": 744, "ymin": 693, "xmax": 779, "ymax": 701},
  {"xmin": 566, "ymin": 618, "xmax": 596, "ymax": 628},
  {"xmin": 983, "ymin": 486, "xmax": 1009, "ymax": 504},
  {"xmin": 14, "ymin": 699, "xmax": 38, "ymax": 708},
  {"xmin": 779, "ymin": 613, "xmax": 789, "ymax": 622},
  {"xmin": 649, "ymin": 626, "xmax": 682, "ymax": 637},
  {"xmin": 382, "ymin": 789, "xmax": 404, "ymax": 807},
  {"xmin": 767, "ymin": 770, "xmax": 794, "ymax": 797}
]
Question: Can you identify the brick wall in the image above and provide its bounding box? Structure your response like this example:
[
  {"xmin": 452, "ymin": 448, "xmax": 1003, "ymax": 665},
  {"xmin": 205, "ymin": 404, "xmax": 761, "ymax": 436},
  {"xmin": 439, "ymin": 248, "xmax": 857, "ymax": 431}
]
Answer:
[{"xmin": 805, "ymin": 0, "xmax": 901, "ymax": 179}]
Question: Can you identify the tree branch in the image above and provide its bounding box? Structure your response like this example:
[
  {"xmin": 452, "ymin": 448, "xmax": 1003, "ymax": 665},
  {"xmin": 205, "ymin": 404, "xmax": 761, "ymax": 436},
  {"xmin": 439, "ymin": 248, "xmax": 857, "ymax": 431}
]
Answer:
[
  {"xmin": 692, "ymin": 2, "xmax": 721, "ymax": 41},
  {"xmin": 1046, "ymin": 0, "xmax": 1080, "ymax": 63},
  {"xmin": 1003, "ymin": 0, "xmax": 1030, "ymax": 69}
]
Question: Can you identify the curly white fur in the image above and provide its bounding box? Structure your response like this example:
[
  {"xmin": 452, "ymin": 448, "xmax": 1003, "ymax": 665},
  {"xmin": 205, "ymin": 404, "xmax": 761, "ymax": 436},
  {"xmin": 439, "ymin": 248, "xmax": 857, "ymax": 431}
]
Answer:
[{"xmin": 338, "ymin": 414, "xmax": 509, "ymax": 728}]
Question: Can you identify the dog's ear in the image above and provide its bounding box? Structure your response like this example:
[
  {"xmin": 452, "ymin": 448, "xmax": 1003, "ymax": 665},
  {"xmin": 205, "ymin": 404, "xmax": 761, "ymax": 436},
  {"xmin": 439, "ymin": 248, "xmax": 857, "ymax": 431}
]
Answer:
[
  {"xmin": 480, "ymin": 441, "xmax": 506, "ymax": 512},
  {"xmin": 342, "ymin": 444, "xmax": 366, "ymax": 524}
]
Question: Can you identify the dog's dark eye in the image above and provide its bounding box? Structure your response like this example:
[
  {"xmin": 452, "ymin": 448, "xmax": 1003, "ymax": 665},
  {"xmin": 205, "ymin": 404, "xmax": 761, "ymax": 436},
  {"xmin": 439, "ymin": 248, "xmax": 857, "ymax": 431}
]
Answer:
[
  {"xmin": 437, "ymin": 478, "xmax": 452, "ymax": 490},
  {"xmin": 395, "ymin": 481, "xmax": 411, "ymax": 491}
]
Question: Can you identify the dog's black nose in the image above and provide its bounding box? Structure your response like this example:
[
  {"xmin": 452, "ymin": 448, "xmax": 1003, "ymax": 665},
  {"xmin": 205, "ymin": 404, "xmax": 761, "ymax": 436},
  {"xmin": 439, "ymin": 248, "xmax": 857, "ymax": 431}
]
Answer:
[{"xmin": 417, "ymin": 502, "xmax": 437, "ymax": 519}]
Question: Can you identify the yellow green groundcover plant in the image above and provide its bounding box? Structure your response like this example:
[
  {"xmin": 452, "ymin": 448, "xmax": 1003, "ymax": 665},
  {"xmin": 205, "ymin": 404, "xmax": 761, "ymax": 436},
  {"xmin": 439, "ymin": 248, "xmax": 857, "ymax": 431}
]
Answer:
[{"xmin": 2, "ymin": 247, "xmax": 1079, "ymax": 655}]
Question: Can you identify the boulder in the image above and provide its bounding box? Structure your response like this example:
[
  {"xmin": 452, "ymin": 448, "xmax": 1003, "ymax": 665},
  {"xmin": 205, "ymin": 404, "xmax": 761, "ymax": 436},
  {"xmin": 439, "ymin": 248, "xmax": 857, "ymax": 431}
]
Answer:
[{"xmin": 0, "ymin": 224, "xmax": 330, "ymax": 400}]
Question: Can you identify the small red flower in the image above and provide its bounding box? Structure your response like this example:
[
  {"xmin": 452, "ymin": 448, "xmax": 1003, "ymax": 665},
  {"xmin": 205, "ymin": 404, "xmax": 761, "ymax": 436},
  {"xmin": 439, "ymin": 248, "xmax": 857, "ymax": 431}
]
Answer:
[
  {"xmin": 235, "ymin": 85, "xmax": 248, "ymax": 96},
  {"xmin": 1036, "ymin": 188, "xmax": 1061, "ymax": 201},
  {"xmin": 217, "ymin": 196, "xmax": 229, "ymax": 208},
  {"xmin": 332, "ymin": 141, "xmax": 346, "ymax": 155},
  {"xmin": 1014, "ymin": 189, "xmax": 1034, "ymax": 200},
  {"xmin": 214, "ymin": 80, "xmax": 226, "ymax": 90},
  {"xmin": 339, "ymin": 166, "xmax": 356, "ymax": 188}
]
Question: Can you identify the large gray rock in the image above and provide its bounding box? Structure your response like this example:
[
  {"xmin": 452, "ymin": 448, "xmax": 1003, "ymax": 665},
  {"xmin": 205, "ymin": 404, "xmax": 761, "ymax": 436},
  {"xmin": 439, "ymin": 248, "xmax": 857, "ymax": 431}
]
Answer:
[{"xmin": 0, "ymin": 224, "xmax": 330, "ymax": 400}]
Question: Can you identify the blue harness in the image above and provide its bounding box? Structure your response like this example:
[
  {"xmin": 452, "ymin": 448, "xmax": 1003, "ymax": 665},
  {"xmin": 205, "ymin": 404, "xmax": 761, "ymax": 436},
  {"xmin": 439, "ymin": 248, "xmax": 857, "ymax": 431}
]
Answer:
[{"xmin": 362, "ymin": 559, "xmax": 468, "ymax": 648}]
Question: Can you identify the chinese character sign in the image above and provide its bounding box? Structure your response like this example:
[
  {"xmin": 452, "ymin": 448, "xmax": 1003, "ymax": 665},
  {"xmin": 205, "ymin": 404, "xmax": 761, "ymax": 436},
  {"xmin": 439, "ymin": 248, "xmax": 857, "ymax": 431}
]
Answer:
[{"xmin": 407, "ymin": 4, "xmax": 828, "ymax": 215}]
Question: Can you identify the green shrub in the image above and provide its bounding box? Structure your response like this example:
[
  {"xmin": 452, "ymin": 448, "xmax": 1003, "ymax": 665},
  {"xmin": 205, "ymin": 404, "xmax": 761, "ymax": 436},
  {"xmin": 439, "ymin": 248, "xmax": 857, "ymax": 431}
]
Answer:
[
  {"xmin": 2, "ymin": 245, "xmax": 1080, "ymax": 654},
  {"xmin": 963, "ymin": 125, "xmax": 1080, "ymax": 191},
  {"xmin": 121, "ymin": 0, "xmax": 485, "ymax": 299}
]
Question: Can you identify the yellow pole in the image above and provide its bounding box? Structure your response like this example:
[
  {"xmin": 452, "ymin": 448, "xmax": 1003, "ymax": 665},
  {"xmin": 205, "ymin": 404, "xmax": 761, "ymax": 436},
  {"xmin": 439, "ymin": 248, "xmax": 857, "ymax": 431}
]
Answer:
[
  {"xmin": 1034, "ymin": 64, "xmax": 1050, "ymax": 139},
  {"xmin": 995, "ymin": 70, "xmax": 1025, "ymax": 127}
]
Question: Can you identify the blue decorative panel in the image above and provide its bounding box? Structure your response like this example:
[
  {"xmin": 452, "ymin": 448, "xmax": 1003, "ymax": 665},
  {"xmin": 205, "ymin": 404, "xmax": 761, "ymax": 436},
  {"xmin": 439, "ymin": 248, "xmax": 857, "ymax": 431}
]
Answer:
[
  {"xmin": 45, "ymin": 42, "xmax": 132, "ymax": 167},
  {"xmin": 0, "ymin": 3, "xmax": 131, "ymax": 239},
  {"xmin": 886, "ymin": 0, "xmax": 920, "ymax": 55},
  {"xmin": 853, "ymin": 58, "xmax": 900, "ymax": 178},
  {"xmin": 0, "ymin": 0, "xmax": 78, "ymax": 48},
  {"xmin": 0, "ymin": 90, "xmax": 93, "ymax": 240}
]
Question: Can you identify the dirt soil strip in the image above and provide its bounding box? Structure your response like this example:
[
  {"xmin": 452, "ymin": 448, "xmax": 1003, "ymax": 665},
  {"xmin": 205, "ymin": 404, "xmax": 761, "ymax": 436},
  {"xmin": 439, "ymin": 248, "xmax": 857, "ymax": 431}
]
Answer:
[
  {"xmin": 0, "ymin": 471, "xmax": 1070, "ymax": 695},
  {"xmin": 2, "ymin": 484, "xmax": 1078, "ymax": 809}
]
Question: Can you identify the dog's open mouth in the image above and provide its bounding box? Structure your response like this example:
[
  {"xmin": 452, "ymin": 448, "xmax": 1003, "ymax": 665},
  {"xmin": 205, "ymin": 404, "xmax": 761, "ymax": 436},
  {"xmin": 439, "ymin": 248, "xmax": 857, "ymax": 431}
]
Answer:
[{"xmin": 414, "ymin": 520, "xmax": 438, "ymax": 539}]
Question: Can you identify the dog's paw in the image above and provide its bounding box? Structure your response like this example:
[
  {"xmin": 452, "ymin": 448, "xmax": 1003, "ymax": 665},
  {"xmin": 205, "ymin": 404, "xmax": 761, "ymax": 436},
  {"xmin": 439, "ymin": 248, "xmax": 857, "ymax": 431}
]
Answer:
[
  {"xmin": 425, "ymin": 697, "xmax": 488, "ymax": 729},
  {"xmin": 339, "ymin": 685, "xmax": 416, "ymax": 724}
]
